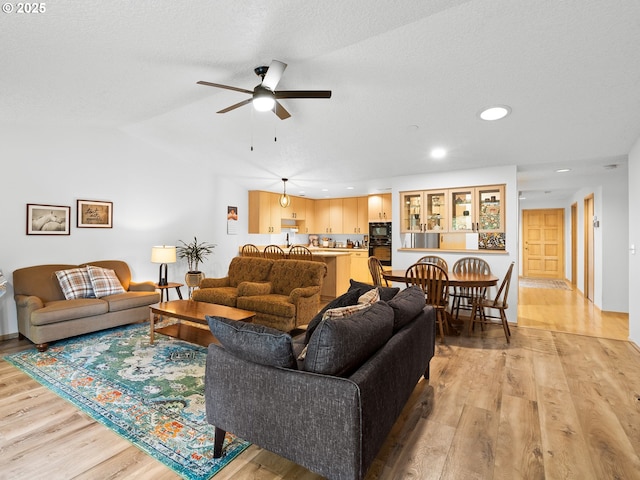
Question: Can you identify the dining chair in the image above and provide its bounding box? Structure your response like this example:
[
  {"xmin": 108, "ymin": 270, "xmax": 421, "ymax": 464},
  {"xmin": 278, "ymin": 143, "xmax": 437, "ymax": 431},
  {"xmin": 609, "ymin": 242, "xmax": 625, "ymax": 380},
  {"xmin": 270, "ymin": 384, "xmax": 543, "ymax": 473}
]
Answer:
[
  {"xmin": 417, "ymin": 255, "xmax": 448, "ymax": 270},
  {"xmin": 288, "ymin": 245, "xmax": 314, "ymax": 260},
  {"xmin": 451, "ymin": 257, "xmax": 491, "ymax": 321},
  {"xmin": 368, "ymin": 256, "xmax": 389, "ymax": 287},
  {"xmin": 469, "ymin": 262, "xmax": 515, "ymax": 342},
  {"xmin": 405, "ymin": 262, "xmax": 450, "ymax": 340},
  {"xmin": 263, "ymin": 245, "xmax": 286, "ymax": 259},
  {"xmin": 240, "ymin": 244, "xmax": 262, "ymax": 257}
]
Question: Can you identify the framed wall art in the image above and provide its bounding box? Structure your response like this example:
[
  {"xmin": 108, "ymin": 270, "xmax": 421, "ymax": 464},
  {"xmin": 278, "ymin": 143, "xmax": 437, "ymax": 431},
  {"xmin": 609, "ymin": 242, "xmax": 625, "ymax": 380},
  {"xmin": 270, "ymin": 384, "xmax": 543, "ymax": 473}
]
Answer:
[
  {"xmin": 77, "ymin": 199, "xmax": 113, "ymax": 228},
  {"xmin": 27, "ymin": 204, "xmax": 71, "ymax": 235}
]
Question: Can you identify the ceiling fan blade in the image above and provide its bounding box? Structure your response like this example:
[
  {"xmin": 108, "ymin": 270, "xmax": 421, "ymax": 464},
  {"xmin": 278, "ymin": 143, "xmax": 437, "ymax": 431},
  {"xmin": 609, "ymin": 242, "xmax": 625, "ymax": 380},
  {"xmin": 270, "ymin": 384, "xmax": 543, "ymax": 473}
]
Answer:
[
  {"xmin": 217, "ymin": 98, "xmax": 252, "ymax": 114},
  {"xmin": 275, "ymin": 90, "xmax": 332, "ymax": 99},
  {"xmin": 197, "ymin": 81, "xmax": 253, "ymax": 95},
  {"xmin": 261, "ymin": 60, "xmax": 287, "ymax": 91},
  {"xmin": 274, "ymin": 101, "xmax": 291, "ymax": 120}
]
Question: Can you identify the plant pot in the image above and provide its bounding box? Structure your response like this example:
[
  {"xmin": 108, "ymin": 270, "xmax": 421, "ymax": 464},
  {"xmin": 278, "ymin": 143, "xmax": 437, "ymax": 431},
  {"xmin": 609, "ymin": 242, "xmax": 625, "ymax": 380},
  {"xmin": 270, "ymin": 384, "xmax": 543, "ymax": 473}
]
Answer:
[{"xmin": 185, "ymin": 271, "xmax": 205, "ymax": 288}]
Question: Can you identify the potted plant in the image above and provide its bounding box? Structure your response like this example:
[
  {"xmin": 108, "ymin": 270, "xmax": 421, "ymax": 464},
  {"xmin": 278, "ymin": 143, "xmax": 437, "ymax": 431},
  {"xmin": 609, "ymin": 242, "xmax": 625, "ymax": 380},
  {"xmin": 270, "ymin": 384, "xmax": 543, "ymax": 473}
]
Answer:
[{"xmin": 176, "ymin": 236, "xmax": 216, "ymax": 288}]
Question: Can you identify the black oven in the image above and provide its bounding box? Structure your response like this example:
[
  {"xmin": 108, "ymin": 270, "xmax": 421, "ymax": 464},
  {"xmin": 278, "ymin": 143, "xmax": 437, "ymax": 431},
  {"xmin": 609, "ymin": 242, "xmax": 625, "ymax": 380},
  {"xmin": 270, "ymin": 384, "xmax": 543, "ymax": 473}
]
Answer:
[{"xmin": 369, "ymin": 222, "xmax": 392, "ymax": 266}]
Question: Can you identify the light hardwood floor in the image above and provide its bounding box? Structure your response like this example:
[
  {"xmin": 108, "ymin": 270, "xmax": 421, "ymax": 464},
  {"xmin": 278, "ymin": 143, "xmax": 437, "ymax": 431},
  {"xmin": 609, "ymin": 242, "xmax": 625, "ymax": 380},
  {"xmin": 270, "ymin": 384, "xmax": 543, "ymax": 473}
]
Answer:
[{"xmin": 1, "ymin": 284, "xmax": 638, "ymax": 479}]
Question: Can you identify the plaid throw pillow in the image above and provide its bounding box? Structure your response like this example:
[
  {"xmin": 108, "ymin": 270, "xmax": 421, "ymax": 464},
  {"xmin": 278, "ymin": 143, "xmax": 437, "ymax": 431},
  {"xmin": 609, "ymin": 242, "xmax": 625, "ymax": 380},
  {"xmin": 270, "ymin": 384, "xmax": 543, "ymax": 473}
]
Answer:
[
  {"xmin": 357, "ymin": 287, "xmax": 380, "ymax": 305},
  {"xmin": 322, "ymin": 302, "xmax": 371, "ymax": 320},
  {"xmin": 86, "ymin": 265, "xmax": 126, "ymax": 297},
  {"xmin": 55, "ymin": 267, "xmax": 96, "ymax": 300}
]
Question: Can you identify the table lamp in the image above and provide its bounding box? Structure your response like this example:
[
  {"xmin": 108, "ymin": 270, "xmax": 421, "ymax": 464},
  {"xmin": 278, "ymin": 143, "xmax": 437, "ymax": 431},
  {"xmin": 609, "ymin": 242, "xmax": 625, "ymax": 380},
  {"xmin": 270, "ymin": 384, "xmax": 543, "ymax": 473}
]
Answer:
[{"xmin": 151, "ymin": 246, "xmax": 176, "ymax": 286}]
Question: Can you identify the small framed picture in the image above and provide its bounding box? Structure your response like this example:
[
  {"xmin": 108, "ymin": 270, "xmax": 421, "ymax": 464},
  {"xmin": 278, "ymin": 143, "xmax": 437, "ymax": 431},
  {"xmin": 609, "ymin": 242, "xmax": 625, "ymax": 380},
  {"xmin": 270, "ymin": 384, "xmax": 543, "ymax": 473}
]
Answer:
[
  {"xmin": 77, "ymin": 200, "xmax": 113, "ymax": 228},
  {"xmin": 27, "ymin": 204, "xmax": 71, "ymax": 235}
]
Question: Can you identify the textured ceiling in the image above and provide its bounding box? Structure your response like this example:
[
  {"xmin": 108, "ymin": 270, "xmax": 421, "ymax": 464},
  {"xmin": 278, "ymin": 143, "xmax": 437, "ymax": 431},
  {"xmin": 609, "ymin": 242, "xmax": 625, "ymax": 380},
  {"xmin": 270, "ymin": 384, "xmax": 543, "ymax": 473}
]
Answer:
[{"xmin": 3, "ymin": 0, "xmax": 639, "ymax": 200}]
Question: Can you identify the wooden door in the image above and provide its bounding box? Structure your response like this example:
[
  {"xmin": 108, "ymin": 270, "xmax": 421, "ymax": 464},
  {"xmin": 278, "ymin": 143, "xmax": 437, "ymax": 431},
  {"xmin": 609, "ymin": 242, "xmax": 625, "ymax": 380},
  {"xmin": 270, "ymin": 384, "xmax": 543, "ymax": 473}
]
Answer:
[
  {"xmin": 522, "ymin": 208, "xmax": 564, "ymax": 278},
  {"xmin": 584, "ymin": 194, "xmax": 594, "ymax": 300},
  {"xmin": 571, "ymin": 203, "xmax": 577, "ymax": 286}
]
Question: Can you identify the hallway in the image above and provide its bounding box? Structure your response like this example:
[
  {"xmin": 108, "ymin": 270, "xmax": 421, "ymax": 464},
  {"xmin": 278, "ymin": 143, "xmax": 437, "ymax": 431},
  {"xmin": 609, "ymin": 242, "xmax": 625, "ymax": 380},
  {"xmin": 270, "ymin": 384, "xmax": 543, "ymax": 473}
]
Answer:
[{"xmin": 517, "ymin": 280, "xmax": 629, "ymax": 341}]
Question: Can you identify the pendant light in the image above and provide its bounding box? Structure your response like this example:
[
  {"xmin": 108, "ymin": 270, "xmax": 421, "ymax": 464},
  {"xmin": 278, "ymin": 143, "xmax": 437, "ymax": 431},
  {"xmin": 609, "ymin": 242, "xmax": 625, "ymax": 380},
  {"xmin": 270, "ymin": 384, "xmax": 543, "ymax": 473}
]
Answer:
[{"xmin": 279, "ymin": 178, "xmax": 291, "ymax": 208}]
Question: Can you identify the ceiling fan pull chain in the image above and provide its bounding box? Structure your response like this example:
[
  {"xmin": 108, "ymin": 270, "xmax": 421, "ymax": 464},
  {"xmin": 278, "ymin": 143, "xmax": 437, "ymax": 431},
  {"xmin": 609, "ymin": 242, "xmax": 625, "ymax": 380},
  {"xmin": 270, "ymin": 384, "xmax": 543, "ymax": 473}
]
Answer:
[{"xmin": 250, "ymin": 108, "xmax": 254, "ymax": 151}]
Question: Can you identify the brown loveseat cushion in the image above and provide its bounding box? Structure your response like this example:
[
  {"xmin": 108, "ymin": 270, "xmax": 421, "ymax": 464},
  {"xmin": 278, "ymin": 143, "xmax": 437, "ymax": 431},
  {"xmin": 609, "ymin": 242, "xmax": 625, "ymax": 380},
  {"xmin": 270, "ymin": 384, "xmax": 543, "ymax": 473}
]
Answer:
[
  {"xmin": 193, "ymin": 286, "xmax": 239, "ymax": 307},
  {"xmin": 268, "ymin": 260, "xmax": 327, "ymax": 295},
  {"xmin": 237, "ymin": 294, "xmax": 296, "ymax": 318},
  {"xmin": 31, "ymin": 299, "xmax": 108, "ymax": 325},
  {"xmin": 228, "ymin": 257, "xmax": 274, "ymax": 287}
]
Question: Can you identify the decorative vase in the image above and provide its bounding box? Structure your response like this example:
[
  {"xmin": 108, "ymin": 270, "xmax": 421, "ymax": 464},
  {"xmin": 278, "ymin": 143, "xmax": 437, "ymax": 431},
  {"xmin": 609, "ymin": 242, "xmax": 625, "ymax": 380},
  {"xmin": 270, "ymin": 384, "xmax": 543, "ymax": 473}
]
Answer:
[{"xmin": 185, "ymin": 271, "xmax": 205, "ymax": 288}]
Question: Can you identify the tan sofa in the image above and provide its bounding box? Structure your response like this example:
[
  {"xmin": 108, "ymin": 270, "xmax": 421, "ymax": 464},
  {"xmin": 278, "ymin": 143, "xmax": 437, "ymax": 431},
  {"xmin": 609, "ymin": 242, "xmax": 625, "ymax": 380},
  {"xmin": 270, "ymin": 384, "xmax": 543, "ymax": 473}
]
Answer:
[
  {"xmin": 13, "ymin": 260, "xmax": 160, "ymax": 351},
  {"xmin": 192, "ymin": 256, "xmax": 327, "ymax": 332}
]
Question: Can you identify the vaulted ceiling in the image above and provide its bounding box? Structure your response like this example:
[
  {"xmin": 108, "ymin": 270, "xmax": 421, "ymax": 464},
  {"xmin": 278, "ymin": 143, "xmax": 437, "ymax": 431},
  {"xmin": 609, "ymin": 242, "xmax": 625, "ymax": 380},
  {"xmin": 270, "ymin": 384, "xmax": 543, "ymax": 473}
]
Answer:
[{"xmin": 3, "ymin": 0, "xmax": 639, "ymax": 200}]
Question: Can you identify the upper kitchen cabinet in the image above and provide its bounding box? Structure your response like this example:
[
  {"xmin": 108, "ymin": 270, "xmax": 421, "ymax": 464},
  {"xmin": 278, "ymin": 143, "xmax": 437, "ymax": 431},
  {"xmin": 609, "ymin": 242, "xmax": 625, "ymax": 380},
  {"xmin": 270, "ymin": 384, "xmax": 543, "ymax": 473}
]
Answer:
[
  {"xmin": 342, "ymin": 196, "xmax": 369, "ymax": 234},
  {"xmin": 248, "ymin": 191, "xmax": 282, "ymax": 234},
  {"xmin": 368, "ymin": 193, "xmax": 392, "ymax": 222},
  {"xmin": 315, "ymin": 198, "xmax": 344, "ymax": 234},
  {"xmin": 400, "ymin": 190, "xmax": 448, "ymax": 233},
  {"xmin": 281, "ymin": 195, "xmax": 306, "ymax": 220},
  {"xmin": 449, "ymin": 185, "xmax": 504, "ymax": 233}
]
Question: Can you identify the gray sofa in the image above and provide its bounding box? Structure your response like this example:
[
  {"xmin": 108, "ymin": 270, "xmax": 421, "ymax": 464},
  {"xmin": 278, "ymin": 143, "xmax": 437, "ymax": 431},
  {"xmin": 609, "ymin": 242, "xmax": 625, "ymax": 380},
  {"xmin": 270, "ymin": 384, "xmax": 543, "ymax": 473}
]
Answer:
[
  {"xmin": 204, "ymin": 283, "xmax": 436, "ymax": 480},
  {"xmin": 13, "ymin": 260, "xmax": 160, "ymax": 351}
]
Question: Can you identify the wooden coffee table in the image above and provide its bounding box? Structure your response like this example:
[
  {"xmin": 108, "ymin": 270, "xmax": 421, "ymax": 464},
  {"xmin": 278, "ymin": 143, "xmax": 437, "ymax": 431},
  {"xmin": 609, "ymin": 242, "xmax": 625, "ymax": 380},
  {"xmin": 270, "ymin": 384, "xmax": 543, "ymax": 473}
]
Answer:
[{"xmin": 149, "ymin": 299, "xmax": 255, "ymax": 347}]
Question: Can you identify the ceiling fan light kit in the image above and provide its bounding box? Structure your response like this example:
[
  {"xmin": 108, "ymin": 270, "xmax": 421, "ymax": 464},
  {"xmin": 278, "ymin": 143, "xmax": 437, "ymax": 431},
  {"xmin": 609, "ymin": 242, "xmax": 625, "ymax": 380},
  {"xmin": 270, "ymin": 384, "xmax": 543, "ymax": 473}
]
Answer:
[
  {"xmin": 198, "ymin": 59, "xmax": 331, "ymax": 120},
  {"xmin": 252, "ymin": 86, "xmax": 276, "ymax": 112}
]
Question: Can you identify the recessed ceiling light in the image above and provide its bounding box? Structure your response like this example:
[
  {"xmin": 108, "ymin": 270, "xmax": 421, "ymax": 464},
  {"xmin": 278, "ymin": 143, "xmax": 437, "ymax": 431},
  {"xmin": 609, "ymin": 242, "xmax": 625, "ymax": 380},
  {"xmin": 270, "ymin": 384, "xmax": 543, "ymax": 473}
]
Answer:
[
  {"xmin": 430, "ymin": 148, "xmax": 447, "ymax": 159},
  {"xmin": 479, "ymin": 105, "xmax": 511, "ymax": 121},
  {"xmin": 556, "ymin": 168, "xmax": 571, "ymax": 173},
  {"xmin": 321, "ymin": 188, "xmax": 329, "ymax": 192},
  {"xmin": 346, "ymin": 186, "xmax": 354, "ymax": 190}
]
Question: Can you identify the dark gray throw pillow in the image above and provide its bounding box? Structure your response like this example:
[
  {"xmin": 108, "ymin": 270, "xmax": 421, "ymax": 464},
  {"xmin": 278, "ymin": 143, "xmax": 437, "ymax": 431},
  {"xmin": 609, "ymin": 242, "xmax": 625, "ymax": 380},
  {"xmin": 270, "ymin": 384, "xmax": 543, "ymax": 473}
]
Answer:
[
  {"xmin": 348, "ymin": 279, "xmax": 399, "ymax": 302},
  {"xmin": 207, "ymin": 316, "xmax": 297, "ymax": 369},
  {"xmin": 387, "ymin": 286, "xmax": 426, "ymax": 331},
  {"xmin": 303, "ymin": 301, "xmax": 394, "ymax": 377},
  {"xmin": 304, "ymin": 288, "xmax": 361, "ymax": 343}
]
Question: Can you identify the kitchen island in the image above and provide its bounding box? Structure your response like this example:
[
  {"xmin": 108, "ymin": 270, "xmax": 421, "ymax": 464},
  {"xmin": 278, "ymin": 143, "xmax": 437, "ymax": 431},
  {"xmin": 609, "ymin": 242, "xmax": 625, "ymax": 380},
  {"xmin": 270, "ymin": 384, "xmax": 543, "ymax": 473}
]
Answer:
[{"xmin": 239, "ymin": 245, "xmax": 362, "ymax": 299}]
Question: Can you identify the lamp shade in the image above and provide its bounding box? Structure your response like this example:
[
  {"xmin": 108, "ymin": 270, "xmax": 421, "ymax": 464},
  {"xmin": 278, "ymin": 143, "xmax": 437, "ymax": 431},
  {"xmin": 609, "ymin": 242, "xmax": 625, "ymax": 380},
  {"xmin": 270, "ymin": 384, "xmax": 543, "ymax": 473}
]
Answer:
[{"xmin": 151, "ymin": 246, "xmax": 176, "ymax": 264}]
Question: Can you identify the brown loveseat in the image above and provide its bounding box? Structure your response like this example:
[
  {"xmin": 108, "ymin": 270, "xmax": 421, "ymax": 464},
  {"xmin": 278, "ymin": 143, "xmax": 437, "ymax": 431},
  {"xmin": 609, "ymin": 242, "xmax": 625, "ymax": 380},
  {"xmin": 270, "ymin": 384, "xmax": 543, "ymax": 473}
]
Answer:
[
  {"xmin": 13, "ymin": 260, "xmax": 160, "ymax": 351},
  {"xmin": 192, "ymin": 256, "xmax": 327, "ymax": 332}
]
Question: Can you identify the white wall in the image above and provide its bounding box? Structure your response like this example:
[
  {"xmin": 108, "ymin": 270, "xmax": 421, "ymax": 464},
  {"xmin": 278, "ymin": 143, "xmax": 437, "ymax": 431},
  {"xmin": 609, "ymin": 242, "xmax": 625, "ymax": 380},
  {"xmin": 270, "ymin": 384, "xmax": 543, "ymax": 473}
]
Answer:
[
  {"xmin": 629, "ymin": 135, "xmax": 640, "ymax": 345},
  {"xmin": 0, "ymin": 123, "xmax": 249, "ymax": 337},
  {"xmin": 391, "ymin": 166, "xmax": 519, "ymax": 322}
]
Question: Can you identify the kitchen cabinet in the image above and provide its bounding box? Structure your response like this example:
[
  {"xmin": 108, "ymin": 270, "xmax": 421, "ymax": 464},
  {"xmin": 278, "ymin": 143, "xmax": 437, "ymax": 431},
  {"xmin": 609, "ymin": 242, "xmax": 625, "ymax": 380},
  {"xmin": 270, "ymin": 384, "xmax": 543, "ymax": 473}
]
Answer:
[
  {"xmin": 350, "ymin": 250, "xmax": 371, "ymax": 283},
  {"xmin": 248, "ymin": 191, "xmax": 282, "ymax": 234},
  {"xmin": 449, "ymin": 185, "xmax": 504, "ymax": 233},
  {"xmin": 315, "ymin": 198, "xmax": 343, "ymax": 234},
  {"xmin": 281, "ymin": 195, "xmax": 306, "ymax": 220},
  {"xmin": 368, "ymin": 194, "xmax": 392, "ymax": 221},
  {"xmin": 400, "ymin": 184, "xmax": 505, "ymax": 235},
  {"xmin": 342, "ymin": 196, "xmax": 369, "ymax": 234},
  {"xmin": 400, "ymin": 189, "xmax": 448, "ymax": 233}
]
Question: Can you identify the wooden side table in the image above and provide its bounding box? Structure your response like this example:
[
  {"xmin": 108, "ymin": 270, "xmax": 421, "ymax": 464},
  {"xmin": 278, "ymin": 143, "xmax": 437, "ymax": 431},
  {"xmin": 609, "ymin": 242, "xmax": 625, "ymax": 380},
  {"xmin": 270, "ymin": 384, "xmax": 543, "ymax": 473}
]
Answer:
[{"xmin": 154, "ymin": 282, "xmax": 184, "ymax": 302}]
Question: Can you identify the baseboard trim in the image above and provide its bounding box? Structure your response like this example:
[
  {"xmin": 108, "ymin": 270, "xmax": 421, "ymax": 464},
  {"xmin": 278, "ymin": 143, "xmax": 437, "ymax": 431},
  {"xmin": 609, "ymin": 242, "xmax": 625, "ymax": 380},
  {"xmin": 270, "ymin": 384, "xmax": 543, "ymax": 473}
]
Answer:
[{"xmin": 0, "ymin": 332, "xmax": 19, "ymax": 342}]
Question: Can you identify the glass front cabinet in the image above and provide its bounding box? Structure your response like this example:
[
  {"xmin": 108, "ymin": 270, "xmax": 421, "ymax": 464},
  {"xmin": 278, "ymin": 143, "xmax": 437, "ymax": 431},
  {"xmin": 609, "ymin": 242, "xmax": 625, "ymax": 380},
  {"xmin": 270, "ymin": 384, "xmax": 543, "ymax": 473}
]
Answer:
[
  {"xmin": 400, "ymin": 190, "xmax": 448, "ymax": 233},
  {"xmin": 450, "ymin": 185, "xmax": 504, "ymax": 233},
  {"xmin": 401, "ymin": 184, "xmax": 505, "ymax": 234}
]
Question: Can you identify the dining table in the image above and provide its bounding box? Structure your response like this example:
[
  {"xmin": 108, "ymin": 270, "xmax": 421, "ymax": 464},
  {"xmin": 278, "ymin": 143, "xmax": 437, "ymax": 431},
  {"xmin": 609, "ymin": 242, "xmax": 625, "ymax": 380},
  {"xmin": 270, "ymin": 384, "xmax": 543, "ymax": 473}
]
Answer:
[
  {"xmin": 381, "ymin": 269, "xmax": 499, "ymax": 288},
  {"xmin": 381, "ymin": 268, "xmax": 499, "ymax": 334}
]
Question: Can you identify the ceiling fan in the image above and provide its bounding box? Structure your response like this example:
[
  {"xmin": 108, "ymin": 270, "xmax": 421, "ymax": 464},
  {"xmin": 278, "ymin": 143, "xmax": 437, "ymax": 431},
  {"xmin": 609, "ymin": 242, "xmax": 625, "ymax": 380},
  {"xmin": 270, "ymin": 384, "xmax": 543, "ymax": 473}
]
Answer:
[{"xmin": 197, "ymin": 60, "xmax": 331, "ymax": 120}]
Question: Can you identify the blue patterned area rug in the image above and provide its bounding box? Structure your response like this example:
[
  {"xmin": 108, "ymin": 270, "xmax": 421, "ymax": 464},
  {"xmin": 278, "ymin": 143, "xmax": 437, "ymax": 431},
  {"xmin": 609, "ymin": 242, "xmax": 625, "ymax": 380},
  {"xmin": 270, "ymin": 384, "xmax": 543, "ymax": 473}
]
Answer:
[{"xmin": 4, "ymin": 324, "xmax": 249, "ymax": 480}]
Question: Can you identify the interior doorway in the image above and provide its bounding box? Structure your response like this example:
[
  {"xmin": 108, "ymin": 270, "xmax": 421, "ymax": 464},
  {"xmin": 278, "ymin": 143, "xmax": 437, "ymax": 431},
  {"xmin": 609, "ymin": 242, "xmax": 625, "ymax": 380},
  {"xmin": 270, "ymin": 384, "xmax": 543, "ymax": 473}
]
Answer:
[
  {"xmin": 571, "ymin": 203, "xmax": 577, "ymax": 287},
  {"xmin": 584, "ymin": 194, "xmax": 595, "ymax": 301},
  {"xmin": 522, "ymin": 208, "xmax": 565, "ymax": 278}
]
